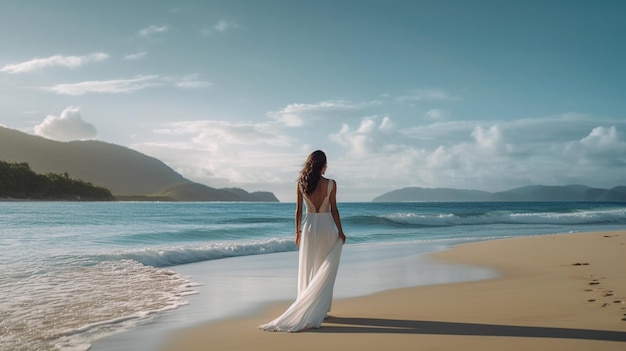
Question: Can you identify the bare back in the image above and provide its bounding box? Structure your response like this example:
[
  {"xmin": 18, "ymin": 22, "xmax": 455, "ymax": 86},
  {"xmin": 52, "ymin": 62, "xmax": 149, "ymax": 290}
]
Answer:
[{"xmin": 302, "ymin": 178, "xmax": 333, "ymax": 213}]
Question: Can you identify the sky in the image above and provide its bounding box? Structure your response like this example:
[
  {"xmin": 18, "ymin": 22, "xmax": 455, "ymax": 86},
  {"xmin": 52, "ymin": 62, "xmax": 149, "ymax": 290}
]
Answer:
[{"xmin": 1, "ymin": 0, "xmax": 625, "ymax": 202}]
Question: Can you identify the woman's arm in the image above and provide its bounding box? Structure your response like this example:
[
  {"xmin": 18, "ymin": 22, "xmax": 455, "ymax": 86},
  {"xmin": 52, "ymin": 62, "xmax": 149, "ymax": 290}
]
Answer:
[
  {"xmin": 295, "ymin": 183, "xmax": 303, "ymax": 247},
  {"xmin": 329, "ymin": 180, "xmax": 346, "ymax": 243}
]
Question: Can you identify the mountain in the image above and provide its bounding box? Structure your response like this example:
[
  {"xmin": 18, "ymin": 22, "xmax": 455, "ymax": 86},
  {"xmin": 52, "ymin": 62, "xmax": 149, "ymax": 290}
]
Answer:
[
  {"xmin": 373, "ymin": 187, "xmax": 492, "ymax": 202},
  {"xmin": 0, "ymin": 127, "xmax": 278, "ymax": 202},
  {"xmin": 491, "ymin": 184, "xmax": 591, "ymax": 201},
  {"xmin": 373, "ymin": 185, "xmax": 626, "ymax": 202},
  {"xmin": 151, "ymin": 183, "xmax": 278, "ymax": 202}
]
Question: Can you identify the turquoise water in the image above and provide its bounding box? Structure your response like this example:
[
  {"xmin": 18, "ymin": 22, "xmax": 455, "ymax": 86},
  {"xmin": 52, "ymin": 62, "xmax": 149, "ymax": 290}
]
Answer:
[{"xmin": 1, "ymin": 201, "xmax": 625, "ymax": 350}]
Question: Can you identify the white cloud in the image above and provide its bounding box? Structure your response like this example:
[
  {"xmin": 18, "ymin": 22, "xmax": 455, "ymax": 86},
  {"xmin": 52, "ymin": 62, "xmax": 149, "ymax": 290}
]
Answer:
[
  {"xmin": 425, "ymin": 109, "xmax": 447, "ymax": 119},
  {"xmin": 129, "ymin": 109, "xmax": 626, "ymax": 201},
  {"xmin": 379, "ymin": 116, "xmax": 393, "ymax": 131},
  {"xmin": 41, "ymin": 75, "xmax": 160, "ymax": 95},
  {"xmin": 267, "ymin": 100, "xmax": 373, "ymax": 127},
  {"xmin": 177, "ymin": 81, "xmax": 211, "ymax": 88},
  {"xmin": 397, "ymin": 89, "xmax": 461, "ymax": 102},
  {"xmin": 214, "ymin": 20, "xmax": 239, "ymax": 32},
  {"xmin": 139, "ymin": 25, "xmax": 169, "ymax": 37},
  {"xmin": 565, "ymin": 126, "xmax": 626, "ymax": 167},
  {"xmin": 34, "ymin": 106, "xmax": 97, "ymax": 141},
  {"xmin": 321, "ymin": 114, "xmax": 626, "ymax": 199},
  {"xmin": 40, "ymin": 74, "xmax": 211, "ymax": 95},
  {"xmin": 134, "ymin": 119, "xmax": 297, "ymax": 185},
  {"xmin": 0, "ymin": 53, "xmax": 108, "ymax": 74},
  {"xmin": 175, "ymin": 74, "xmax": 211, "ymax": 88},
  {"xmin": 155, "ymin": 120, "xmax": 292, "ymax": 147},
  {"xmin": 200, "ymin": 20, "xmax": 241, "ymax": 36},
  {"xmin": 131, "ymin": 119, "xmax": 309, "ymax": 201},
  {"xmin": 329, "ymin": 116, "xmax": 397, "ymax": 156},
  {"xmin": 426, "ymin": 146, "xmax": 454, "ymax": 168},
  {"xmin": 124, "ymin": 52, "xmax": 147, "ymax": 60},
  {"xmin": 471, "ymin": 125, "xmax": 505, "ymax": 151},
  {"xmin": 580, "ymin": 126, "xmax": 621, "ymax": 149}
]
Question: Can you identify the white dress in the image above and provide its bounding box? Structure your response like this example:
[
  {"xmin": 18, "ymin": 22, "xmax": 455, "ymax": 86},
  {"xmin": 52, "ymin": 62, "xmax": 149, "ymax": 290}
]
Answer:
[{"xmin": 259, "ymin": 179, "xmax": 343, "ymax": 332}]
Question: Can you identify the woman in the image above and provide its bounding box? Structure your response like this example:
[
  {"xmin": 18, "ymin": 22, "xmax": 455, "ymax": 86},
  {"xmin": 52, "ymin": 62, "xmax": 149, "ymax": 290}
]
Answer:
[{"xmin": 259, "ymin": 150, "xmax": 346, "ymax": 332}]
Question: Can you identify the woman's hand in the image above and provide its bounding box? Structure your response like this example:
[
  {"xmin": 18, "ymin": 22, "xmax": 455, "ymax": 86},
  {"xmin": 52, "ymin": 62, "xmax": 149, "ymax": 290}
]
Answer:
[
  {"xmin": 338, "ymin": 231, "xmax": 346, "ymax": 244},
  {"xmin": 295, "ymin": 231, "xmax": 301, "ymax": 247}
]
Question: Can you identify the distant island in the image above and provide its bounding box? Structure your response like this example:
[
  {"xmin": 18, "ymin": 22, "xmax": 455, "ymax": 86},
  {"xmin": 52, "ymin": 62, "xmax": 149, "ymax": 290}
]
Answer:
[
  {"xmin": 0, "ymin": 126, "xmax": 279, "ymax": 202},
  {"xmin": 114, "ymin": 183, "xmax": 278, "ymax": 202},
  {"xmin": 373, "ymin": 185, "xmax": 626, "ymax": 202},
  {"xmin": 0, "ymin": 160, "xmax": 114, "ymax": 201}
]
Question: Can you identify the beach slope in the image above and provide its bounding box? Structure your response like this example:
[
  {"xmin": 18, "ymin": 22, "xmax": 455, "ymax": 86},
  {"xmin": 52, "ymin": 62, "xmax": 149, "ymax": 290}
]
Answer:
[{"xmin": 163, "ymin": 231, "xmax": 626, "ymax": 351}]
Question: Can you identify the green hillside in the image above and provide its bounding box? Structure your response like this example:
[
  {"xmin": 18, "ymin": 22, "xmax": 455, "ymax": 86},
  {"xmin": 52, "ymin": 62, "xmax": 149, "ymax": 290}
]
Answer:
[
  {"xmin": 0, "ymin": 127, "xmax": 186, "ymax": 195},
  {"xmin": 0, "ymin": 127, "xmax": 279, "ymax": 202},
  {"xmin": 0, "ymin": 160, "xmax": 113, "ymax": 200},
  {"xmin": 153, "ymin": 182, "xmax": 279, "ymax": 202}
]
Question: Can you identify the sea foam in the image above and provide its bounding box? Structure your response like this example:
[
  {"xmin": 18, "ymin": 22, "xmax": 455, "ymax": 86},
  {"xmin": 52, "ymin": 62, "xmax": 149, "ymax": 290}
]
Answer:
[
  {"xmin": 97, "ymin": 238, "xmax": 297, "ymax": 267},
  {"xmin": 379, "ymin": 208, "xmax": 626, "ymax": 227},
  {"xmin": 0, "ymin": 260, "xmax": 197, "ymax": 351}
]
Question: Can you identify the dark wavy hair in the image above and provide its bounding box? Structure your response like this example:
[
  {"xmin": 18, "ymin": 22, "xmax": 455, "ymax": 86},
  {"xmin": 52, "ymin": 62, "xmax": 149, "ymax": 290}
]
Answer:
[{"xmin": 298, "ymin": 150, "xmax": 327, "ymax": 195}]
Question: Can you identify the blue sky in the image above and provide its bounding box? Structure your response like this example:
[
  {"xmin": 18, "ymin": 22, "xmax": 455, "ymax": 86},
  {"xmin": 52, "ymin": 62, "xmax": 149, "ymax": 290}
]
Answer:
[{"xmin": 1, "ymin": 0, "xmax": 625, "ymax": 201}]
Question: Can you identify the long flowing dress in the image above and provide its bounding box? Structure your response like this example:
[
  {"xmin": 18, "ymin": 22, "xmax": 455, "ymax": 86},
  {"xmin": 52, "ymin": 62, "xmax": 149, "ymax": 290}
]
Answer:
[{"xmin": 258, "ymin": 179, "xmax": 343, "ymax": 332}]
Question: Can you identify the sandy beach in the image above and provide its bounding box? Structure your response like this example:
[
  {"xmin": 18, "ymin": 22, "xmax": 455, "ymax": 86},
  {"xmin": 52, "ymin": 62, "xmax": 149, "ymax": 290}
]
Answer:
[{"xmin": 162, "ymin": 231, "xmax": 626, "ymax": 351}]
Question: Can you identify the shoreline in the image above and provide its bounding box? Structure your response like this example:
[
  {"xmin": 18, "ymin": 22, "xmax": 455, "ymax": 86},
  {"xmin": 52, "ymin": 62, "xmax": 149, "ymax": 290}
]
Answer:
[
  {"xmin": 162, "ymin": 230, "xmax": 626, "ymax": 351},
  {"xmin": 91, "ymin": 240, "xmax": 496, "ymax": 351}
]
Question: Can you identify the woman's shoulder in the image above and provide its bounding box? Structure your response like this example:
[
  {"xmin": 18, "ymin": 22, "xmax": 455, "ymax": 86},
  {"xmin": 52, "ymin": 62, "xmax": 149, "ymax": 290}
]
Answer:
[{"xmin": 321, "ymin": 177, "xmax": 336, "ymax": 188}]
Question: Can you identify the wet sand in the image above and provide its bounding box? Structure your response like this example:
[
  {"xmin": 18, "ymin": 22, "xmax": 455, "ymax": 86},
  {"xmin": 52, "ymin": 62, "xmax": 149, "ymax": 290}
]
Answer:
[{"xmin": 163, "ymin": 231, "xmax": 626, "ymax": 351}]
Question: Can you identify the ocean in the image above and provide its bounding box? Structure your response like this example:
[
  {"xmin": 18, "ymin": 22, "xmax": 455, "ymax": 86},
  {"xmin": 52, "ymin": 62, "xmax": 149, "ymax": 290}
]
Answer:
[{"xmin": 1, "ymin": 201, "xmax": 625, "ymax": 351}]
